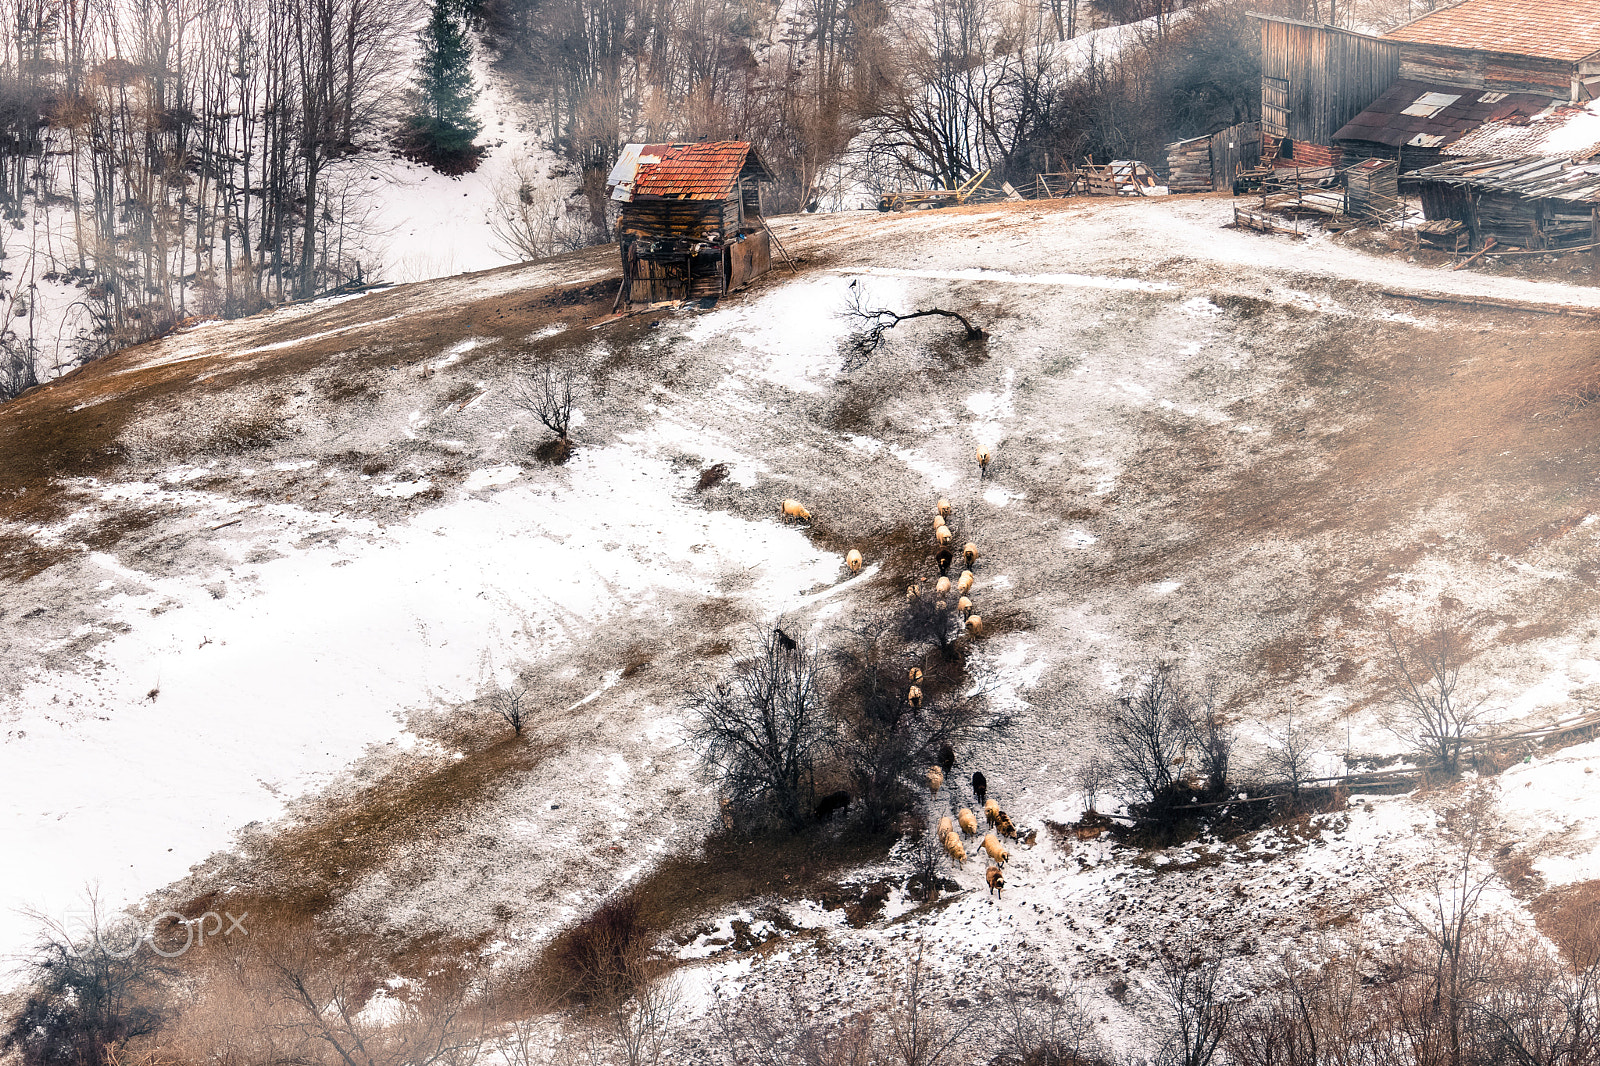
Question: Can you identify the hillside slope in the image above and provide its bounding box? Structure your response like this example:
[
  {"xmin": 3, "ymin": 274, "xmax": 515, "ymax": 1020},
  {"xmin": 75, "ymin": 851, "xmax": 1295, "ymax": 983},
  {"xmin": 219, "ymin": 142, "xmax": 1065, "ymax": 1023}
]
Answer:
[{"xmin": 5, "ymin": 196, "xmax": 1600, "ymax": 1049}]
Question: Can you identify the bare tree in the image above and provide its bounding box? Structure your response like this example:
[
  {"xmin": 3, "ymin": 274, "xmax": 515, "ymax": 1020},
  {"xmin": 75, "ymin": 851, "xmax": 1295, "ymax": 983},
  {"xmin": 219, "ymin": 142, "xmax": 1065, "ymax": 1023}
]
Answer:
[
  {"xmin": 492, "ymin": 683, "xmax": 529, "ymax": 737},
  {"xmin": 1100, "ymin": 663, "xmax": 1192, "ymax": 811},
  {"xmin": 1151, "ymin": 949, "xmax": 1230, "ymax": 1066},
  {"xmin": 489, "ymin": 157, "xmax": 598, "ymax": 261},
  {"xmin": 509, "ymin": 364, "xmax": 580, "ymax": 457},
  {"xmin": 1379, "ymin": 604, "xmax": 1490, "ymax": 775},
  {"xmin": 581, "ymin": 958, "xmax": 684, "ymax": 1066},
  {"xmin": 1186, "ymin": 680, "xmax": 1235, "ymax": 794},
  {"xmin": 886, "ymin": 942, "xmax": 966, "ymax": 1066},
  {"xmin": 985, "ymin": 964, "xmax": 1100, "ymax": 1066},
  {"xmin": 1259, "ymin": 712, "xmax": 1321, "ymax": 799},
  {"xmin": 1074, "ymin": 755, "xmax": 1110, "ymax": 815},
  {"xmin": 689, "ymin": 627, "xmax": 836, "ymax": 831}
]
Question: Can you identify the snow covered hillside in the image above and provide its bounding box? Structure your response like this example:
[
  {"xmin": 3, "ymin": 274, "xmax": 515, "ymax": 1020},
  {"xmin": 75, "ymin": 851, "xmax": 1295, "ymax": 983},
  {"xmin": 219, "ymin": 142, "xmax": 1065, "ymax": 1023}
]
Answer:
[{"xmin": 5, "ymin": 194, "xmax": 1600, "ymax": 1054}]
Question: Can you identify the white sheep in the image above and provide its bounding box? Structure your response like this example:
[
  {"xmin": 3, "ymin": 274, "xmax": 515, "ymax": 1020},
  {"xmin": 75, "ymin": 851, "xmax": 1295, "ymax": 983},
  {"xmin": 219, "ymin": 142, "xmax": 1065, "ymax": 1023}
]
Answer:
[
  {"xmin": 927, "ymin": 766, "xmax": 944, "ymax": 795},
  {"xmin": 936, "ymin": 526, "xmax": 953, "ymax": 548},
  {"xmin": 935, "ymin": 576, "xmax": 951, "ymax": 596},
  {"xmin": 936, "ymin": 498, "xmax": 952, "ymax": 517},
  {"xmin": 958, "ymin": 808, "xmax": 978, "ymax": 837},
  {"xmin": 957, "ymin": 596, "xmax": 973, "ymax": 617},
  {"xmin": 780, "ymin": 498, "xmax": 811, "ymax": 523},
  {"xmin": 962, "ymin": 542, "xmax": 977, "ymax": 567},
  {"xmin": 966, "ymin": 614, "xmax": 983, "ymax": 637},
  {"xmin": 846, "ymin": 549, "xmax": 863, "ymax": 572},
  {"xmin": 957, "ymin": 570, "xmax": 974, "ymax": 594},
  {"xmin": 976, "ymin": 447, "xmax": 991, "ymax": 476}
]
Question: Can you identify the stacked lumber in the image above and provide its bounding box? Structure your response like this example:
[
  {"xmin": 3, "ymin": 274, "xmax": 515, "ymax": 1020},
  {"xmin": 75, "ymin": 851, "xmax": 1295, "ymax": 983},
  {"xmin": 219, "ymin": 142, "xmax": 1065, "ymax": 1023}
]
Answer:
[{"xmin": 1166, "ymin": 135, "xmax": 1213, "ymax": 194}]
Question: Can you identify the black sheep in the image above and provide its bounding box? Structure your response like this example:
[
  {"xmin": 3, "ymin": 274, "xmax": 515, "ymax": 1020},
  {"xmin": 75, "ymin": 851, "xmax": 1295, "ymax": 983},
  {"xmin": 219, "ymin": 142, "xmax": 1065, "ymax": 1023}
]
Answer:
[
  {"xmin": 972, "ymin": 771, "xmax": 987, "ymax": 799},
  {"xmin": 938, "ymin": 742, "xmax": 955, "ymax": 774},
  {"xmin": 814, "ymin": 790, "xmax": 850, "ymax": 822}
]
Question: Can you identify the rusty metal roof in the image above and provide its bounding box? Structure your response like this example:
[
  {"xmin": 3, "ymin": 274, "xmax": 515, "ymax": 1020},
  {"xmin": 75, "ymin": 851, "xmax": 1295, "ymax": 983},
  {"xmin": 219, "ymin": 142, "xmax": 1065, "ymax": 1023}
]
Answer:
[
  {"xmin": 1383, "ymin": 0, "xmax": 1600, "ymax": 63},
  {"xmin": 607, "ymin": 142, "xmax": 774, "ymax": 202},
  {"xmin": 1333, "ymin": 79, "xmax": 1552, "ymax": 148}
]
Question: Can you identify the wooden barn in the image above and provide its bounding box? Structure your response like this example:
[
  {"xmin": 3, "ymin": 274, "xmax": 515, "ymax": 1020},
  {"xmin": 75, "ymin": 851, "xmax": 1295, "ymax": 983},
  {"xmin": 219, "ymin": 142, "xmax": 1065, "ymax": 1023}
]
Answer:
[
  {"xmin": 1253, "ymin": 15, "xmax": 1400, "ymax": 151},
  {"xmin": 1165, "ymin": 121, "xmax": 1263, "ymax": 193},
  {"xmin": 607, "ymin": 141, "xmax": 776, "ymax": 309}
]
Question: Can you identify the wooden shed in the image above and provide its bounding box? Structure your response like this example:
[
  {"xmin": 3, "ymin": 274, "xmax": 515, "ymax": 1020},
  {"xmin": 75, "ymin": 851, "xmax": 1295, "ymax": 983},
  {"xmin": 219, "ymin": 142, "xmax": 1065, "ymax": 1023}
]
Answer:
[
  {"xmin": 1411, "ymin": 155, "xmax": 1600, "ymax": 249},
  {"xmin": 1382, "ymin": 0, "xmax": 1600, "ymax": 100},
  {"xmin": 607, "ymin": 141, "xmax": 777, "ymax": 309},
  {"xmin": 1165, "ymin": 121, "xmax": 1263, "ymax": 193}
]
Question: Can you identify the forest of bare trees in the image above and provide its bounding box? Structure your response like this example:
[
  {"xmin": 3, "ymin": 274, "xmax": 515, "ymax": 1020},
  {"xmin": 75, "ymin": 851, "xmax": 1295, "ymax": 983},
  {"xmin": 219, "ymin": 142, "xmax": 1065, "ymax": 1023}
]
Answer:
[{"xmin": 0, "ymin": 0, "xmax": 1447, "ymax": 398}]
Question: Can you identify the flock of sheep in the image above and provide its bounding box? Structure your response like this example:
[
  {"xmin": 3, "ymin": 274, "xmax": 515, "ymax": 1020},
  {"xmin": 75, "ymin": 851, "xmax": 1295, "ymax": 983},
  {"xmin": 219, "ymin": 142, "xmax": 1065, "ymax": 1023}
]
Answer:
[{"xmin": 781, "ymin": 447, "xmax": 1017, "ymax": 901}]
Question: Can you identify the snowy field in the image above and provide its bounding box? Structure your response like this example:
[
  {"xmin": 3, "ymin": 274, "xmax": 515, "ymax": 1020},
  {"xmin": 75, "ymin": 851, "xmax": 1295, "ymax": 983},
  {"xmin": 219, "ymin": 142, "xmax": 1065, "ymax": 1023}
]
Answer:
[{"xmin": 5, "ymin": 194, "xmax": 1600, "ymax": 1048}]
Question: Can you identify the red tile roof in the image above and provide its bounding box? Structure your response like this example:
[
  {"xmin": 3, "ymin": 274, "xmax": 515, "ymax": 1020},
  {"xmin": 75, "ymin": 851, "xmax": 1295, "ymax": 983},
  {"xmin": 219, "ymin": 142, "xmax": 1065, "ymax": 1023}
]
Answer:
[
  {"xmin": 631, "ymin": 141, "xmax": 762, "ymax": 200},
  {"xmin": 1383, "ymin": 0, "xmax": 1600, "ymax": 63}
]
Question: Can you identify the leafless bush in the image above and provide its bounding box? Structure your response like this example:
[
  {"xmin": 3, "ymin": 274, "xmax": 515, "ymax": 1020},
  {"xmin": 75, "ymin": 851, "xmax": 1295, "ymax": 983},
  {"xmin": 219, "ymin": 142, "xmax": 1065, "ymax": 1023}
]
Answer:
[
  {"xmin": 1150, "ymin": 950, "xmax": 1230, "ymax": 1066},
  {"xmin": 1378, "ymin": 603, "xmax": 1490, "ymax": 775},
  {"xmin": 886, "ymin": 942, "xmax": 967, "ymax": 1066},
  {"xmin": 706, "ymin": 983, "xmax": 876, "ymax": 1066},
  {"xmin": 2, "ymin": 896, "xmax": 172, "ymax": 1066},
  {"xmin": 833, "ymin": 615, "xmax": 994, "ymax": 829},
  {"xmin": 1186, "ymin": 681, "xmax": 1235, "ymax": 793},
  {"xmin": 489, "ymin": 157, "xmax": 601, "ymax": 261},
  {"xmin": 490, "ymin": 683, "xmax": 529, "ymax": 736},
  {"xmin": 1074, "ymin": 756, "xmax": 1111, "ymax": 816},
  {"xmin": 0, "ymin": 336, "xmax": 38, "ymax": 401},
  {"xmin": 509, "ymin": 364, "xmax": 579, "ymax": 455},
  {"xmin": 985, "ymin": 964, "xmax": 1100, "ymax": 1066},
  {"xmin": 900, "ymin": 590, "xmax": 961, "ymax": 660},
  {"xmin": 689, "ymin": 627, "xmax": 836, "ymax": 831},
  {"xmin": 1257, "ymin": 713, "xmax": 1322, "ymax": 799}
]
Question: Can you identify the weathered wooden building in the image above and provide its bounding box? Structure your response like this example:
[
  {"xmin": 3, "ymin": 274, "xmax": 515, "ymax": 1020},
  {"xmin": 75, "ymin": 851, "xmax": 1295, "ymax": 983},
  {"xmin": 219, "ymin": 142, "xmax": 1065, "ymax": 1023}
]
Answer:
[
  {"xmin": 1411, "ymin": 155, "xmax": 1600, "ymax": 249},
  {"xmin": 1332, "ymin": 81, "xmax": 1553, "ymax": 168},
  {"xmin": 1165, "ymin": 121, "xmax": 1263, "ymax": 193},
  {"xmin": 1382, "ymin": 0, "xmax": 1600, "ymax": 101},
  {"xmin": 607, "ymin": 141, "xmax": 776, "ymax": 308},
  {"xmin": 1254, "ymin": 15, "xmax": 1400, "ymax": 148}
]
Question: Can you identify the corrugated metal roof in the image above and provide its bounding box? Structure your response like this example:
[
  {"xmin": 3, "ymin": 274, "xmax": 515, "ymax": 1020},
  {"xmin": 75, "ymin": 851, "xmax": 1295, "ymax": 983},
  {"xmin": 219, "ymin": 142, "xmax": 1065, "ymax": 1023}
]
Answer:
[
  {"xmin": 1383, "ymin": 0, "xmax": 1600, "ymax": 63},
  {"xmin": 1445, "ymin": 101, "xmax": 1600, "ymax": 160},
  {"xmin": 606, "ymin": 141, "xmax": 773, "ymax": 203},
  {"xmin": 1333, "ymin": 79, "xmax": 1552, "ymax": 148},
  {"xmin": 1411, "ymin": 154, "xmax": 1600, "ymax": 202}
]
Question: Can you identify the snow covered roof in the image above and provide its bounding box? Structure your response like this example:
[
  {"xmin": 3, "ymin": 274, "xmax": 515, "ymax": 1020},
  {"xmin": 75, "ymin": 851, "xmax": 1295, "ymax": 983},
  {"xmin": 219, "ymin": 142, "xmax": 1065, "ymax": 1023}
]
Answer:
[
  {"xmin": 1445, "ymin": 100, "xmax": 1600, "ymax": 161},
  {"xmin": 1333, "ymin": 79, "xmax": 1552, "ymax": 149},
  {"xmin": 1383, "ymin": 0, "xmax": 1600, "ymax": 63},
  {"xmin": 607, "ymin": 141, "xmax": 774, "ymax": 203}
]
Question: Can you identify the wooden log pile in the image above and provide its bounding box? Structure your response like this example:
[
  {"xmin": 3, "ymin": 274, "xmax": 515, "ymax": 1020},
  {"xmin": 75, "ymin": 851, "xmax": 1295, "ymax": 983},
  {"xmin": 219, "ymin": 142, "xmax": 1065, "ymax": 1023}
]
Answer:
[{"xmin": 1166, "ymin": 136, "xmax": 1213, "ymax": 194}]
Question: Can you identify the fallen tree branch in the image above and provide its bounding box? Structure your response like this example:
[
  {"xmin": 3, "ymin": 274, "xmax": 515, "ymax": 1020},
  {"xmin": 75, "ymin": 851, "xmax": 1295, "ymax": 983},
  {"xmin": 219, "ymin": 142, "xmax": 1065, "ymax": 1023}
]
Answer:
[{"xmin": 841, "ymin": 283, "xmax": 987, "ymax": 365}]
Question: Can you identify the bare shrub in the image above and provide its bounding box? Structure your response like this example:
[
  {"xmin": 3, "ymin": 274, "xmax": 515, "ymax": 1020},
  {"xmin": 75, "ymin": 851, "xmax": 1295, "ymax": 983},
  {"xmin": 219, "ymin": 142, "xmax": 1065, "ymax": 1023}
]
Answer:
[
  {"xmin": 689, "ymin": 627, "xmax": 836, "ymax": 831},
  {"xmin": 2, "ymin": 897, "xmax": 172, "ymax": 1066},
  {"xmin": 1258, "ymin": 712, "xmax": 1322, "ymax": 799},
  {"xmin": 886, "ymin": 942, "xmax": 967, "ymax": 1066},
  {"xmin": 833, "ymin": 615, "xmax": 993, "ymax": 830},
  {"xmin": 706, "ymin": 983, "xmax": 876, "ymax": 1066},
  {"xmin": 491, "ymin": 683, "xmax": 529, "ymax": 737},
  {"xmin": 1187, "ymin": 681, "xmax": 1235, "ymax": 794},
  {"xmin": 985, "ymin": 964, "xmax": 1100, "ymax": 1066},
  {"xmin": 1074, "ymin": 755, "xmax": 1111, "ymax": 816},
  {"xmin": 548, "ymin": 893, "xmax": 653, "ymax": 1006},
  {"xmin": 509, "ymin": 364, "xmax": 579, "ymax": 458},
  {"xmin": 1150, "ymin": 950, "xmax": 1229, "ymax": 1066},
  {"xmin": 489, "ymin": 157, "xmax": 599, "ymax": 261},
  {"xmin": 1378, "ymin": 602, "xmax": 1490, "ymax": 776}
]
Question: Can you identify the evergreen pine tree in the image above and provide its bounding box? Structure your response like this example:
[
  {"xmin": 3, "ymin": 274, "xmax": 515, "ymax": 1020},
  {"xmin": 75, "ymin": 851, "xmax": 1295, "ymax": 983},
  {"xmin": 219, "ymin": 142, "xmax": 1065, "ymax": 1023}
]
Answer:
[{"xmin": 403, "ymin": 0, "xmax": 482, "ymax": 171}]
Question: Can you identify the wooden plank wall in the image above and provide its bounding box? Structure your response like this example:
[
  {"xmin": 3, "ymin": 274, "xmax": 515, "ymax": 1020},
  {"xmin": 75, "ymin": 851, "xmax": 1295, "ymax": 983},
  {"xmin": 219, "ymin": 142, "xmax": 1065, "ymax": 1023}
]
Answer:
[
  {"xmin": 1260, "ymin": 18, "xmax": 1400, "ymax": 146},
  {"xmin": 617, "ymin": 200, "xmax": 728, "ymax": 241},
  {"xmin": 1397, "ymin": 44, "xmax": 1571, "ymax": 96},
  {"xmin": 1209, "ymin": 122, "xmax": 1262, "ymax": 190}
]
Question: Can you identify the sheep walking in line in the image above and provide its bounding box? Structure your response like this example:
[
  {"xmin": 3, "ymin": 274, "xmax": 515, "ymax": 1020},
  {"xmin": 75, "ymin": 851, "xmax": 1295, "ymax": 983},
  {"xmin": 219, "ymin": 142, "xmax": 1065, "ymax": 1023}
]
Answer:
[
  {"xmin": 942, "ymin": 831, "xmax": 966, "ymax": 866},
  {"xmin": 927, "ymin": 766, "xmax": 944, "ymax": 794},
  {"xmin": 972, "ymin": 771, "xmax": 987, "ymax": 799},
  {"xmin": 986, "ymin": 864, "xmax": 1005, "ymax": 898},
  {"xmin": 936, "ymin": 548, "xmax": 954, "ymax": 574},
  {"xmin": 996, "ymin": 810, "xmax": 1019, "ymax": 840},
  {"xmin": 976, "ymin": 447, "xmax": 991, "ymax": 477},
  {"xmin": 956, "ymin": 570, "xmax": 974, "ymax": 595},
  {"xmin": 937, "ymin": 742, "xmax": 955, "ymax": 773},
  {"xmin": 908, "ymin": 685, "xmax": 923, "ymax": 708},
  {"xmin": 958, "ymin": 808, "xmax": 978, "ymax": 837},
  {"xmin": 939, "ymin": 815, "xmax": 954, "ymax": 837},
  {"xmin": 935, "ymin": 576, "xmax": 951, "ymax": 596},
  {"xmin": 846, "ymin": 549, "xmax": 863, "ymax": 572},
  {"xmin": 933, "ymin": 514, "xmax": 947, "ymax": 531},
  {"xmin": 966, "ymin": 615, "xmax": 983, "ymax": 637},
  {"xmin": 909, "ymin": 667, "xmax": 923, "ymax": 684},
  {"xmin": 962, "ymin": 542, "xmax": 978, "ymax": 567},
  {"xmin": 984, "ymin": 797, "xmax": 1001, "ymax": 826},
  {"xmin": 982, "ymin": 832, "xmax": 1010, "ymax": 865},
  {"xmin": 957, "ymin": 596, "xmax": 973, "ymax": 618},
  {"xmin": 936, "ymin": 526, "xmax": 953, "ymax": 549}
]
